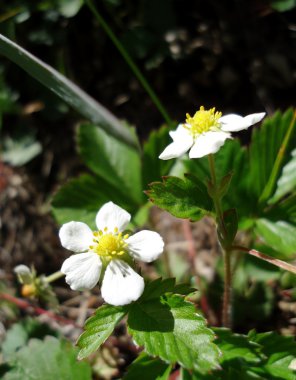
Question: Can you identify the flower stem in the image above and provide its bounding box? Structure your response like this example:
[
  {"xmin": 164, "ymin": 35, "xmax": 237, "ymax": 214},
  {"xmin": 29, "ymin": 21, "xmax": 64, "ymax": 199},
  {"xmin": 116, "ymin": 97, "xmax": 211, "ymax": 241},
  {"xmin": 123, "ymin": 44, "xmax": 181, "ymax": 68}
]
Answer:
[
  {"xmin": 208, "ymin": 154, "xmax": 232, "ymax": 327},
  {"xmin": 44, "ymin": 271, "xmax": 64, "ymax": 283}
]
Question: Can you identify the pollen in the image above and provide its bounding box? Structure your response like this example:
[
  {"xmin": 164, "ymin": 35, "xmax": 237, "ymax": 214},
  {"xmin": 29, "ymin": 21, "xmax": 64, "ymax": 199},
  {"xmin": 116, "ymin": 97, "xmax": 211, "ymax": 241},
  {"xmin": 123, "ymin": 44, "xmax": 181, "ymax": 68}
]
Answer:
[
  {"xmin": 90, "ymin": 228, "xmax": 128, "ymax": 259},
  {"xmin": 184, "ymin": 106, "xmax": 222, "ymax": 137}
]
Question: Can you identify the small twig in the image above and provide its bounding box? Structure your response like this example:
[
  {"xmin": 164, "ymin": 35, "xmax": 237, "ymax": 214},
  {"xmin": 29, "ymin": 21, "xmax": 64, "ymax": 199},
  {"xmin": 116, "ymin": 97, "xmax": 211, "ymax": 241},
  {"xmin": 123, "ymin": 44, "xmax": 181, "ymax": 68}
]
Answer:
[
  {"xmin": 232, "ymin": 245, "xmax": 296, "ymax": 274},
  {"xmin": 0, "ymin": 292, "xmax": 81, "ymax": 327}
]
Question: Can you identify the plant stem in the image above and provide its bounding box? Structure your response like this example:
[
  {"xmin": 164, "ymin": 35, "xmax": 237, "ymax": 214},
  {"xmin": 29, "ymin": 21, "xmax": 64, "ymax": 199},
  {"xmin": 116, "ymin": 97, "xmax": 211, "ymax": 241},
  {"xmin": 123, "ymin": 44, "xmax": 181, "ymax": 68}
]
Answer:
[
  {"xmin": 208, "ymin": 154, "xmax": 232, "ymax": 327},
  {"xmin": 231, "ymin": 245, "xmax": 296, "ymax": 274},
  {"xmin": 44, "ymin": 271, "xmax": 64, "ymax": 283},
  {"xmin": 85, "ymin": 0, "xmax": 173, "ymax": 128},
  {"xmin": 222, "ymin": 249, "xmax": 232, "ymax": 327}
]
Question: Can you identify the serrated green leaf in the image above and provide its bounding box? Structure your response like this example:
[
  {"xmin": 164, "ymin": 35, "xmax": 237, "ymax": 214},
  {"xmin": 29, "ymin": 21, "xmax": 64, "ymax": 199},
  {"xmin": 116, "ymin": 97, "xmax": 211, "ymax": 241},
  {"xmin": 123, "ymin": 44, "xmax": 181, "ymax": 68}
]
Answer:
[
  {"xmin": 51, "ymin": 174, "xmax": 138, "ymax": 227},
  {"xmin": 147, "ymin": 174, "xmax": 213, "ymax": 221},
  {"xmin": 269, "ymin": 148, "xmax": 296, "ymax": 203},
  {"xmin": 255, "ymin": 218, "xmax": 296, "ymax": 259},
  {"xmin": 142, "ymin": 126, "xmax": 174, "ymax": 187},
  {"xmin": 248, "ymin": 109, "xmax": 296, "ymax": 204},
  {"xmin": 184, "ymin": 139, "xmax": 252, "ymax": 217},
  {"xmin": 77, "ymin": 304, "xmax": 127, "ymax": 359},
  {"xmin": 77, "ymin": 123, "xmax": 142, "ymax": 205},
  {"xmin": 128, "ymin": 293, "xmax": 220, "ymax": 373},
  {"xmin": 123, "ymin": 352, "xmax": 172, "ymax": 380},
  {"xmin": 0, "ymin": 33, "xmax": 137, "ymax": 148},
  {"xmin": 2, "ymin": 319, "xmax": 58, "ymax": 360},
  {"xmin": 213, "ymin": 328, "xmax": 262, "ymax": 364},
  {"xmin": 248, "ymin": 331, "xmax": 296, "ymax": 380},
  {"xmin": 3, "ymin": 337, "xmax": 91, "ymax": 380}
]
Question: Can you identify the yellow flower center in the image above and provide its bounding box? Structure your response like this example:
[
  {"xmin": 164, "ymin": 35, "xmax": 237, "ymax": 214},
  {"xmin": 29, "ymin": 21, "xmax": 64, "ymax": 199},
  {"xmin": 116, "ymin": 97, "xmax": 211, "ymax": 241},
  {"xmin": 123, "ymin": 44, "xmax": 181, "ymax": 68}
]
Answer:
[
  {"xmin": 183, "ymin": 106, "xmax": 222, "ymax": 137},
  {"xmin": 89, "ymin": 227, "xmax": 129, "ymax": 260}
]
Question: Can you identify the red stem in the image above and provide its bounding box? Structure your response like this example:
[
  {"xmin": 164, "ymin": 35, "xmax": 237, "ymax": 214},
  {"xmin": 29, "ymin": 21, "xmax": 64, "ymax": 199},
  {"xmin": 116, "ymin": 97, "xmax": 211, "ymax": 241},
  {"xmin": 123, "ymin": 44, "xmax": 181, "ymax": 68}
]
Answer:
[{"xmin": 0, "ymin": 292, "xmax": 80, "ymax": 327}]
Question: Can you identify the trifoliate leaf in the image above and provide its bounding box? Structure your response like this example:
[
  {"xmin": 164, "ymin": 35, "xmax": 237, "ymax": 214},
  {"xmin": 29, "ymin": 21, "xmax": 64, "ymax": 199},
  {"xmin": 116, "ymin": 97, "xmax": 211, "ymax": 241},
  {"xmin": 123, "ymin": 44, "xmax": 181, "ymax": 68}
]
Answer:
[
  {"xmin": 77, "ymin": 304, "xmax": 127, "ymax": 359},
  {"xmin": 128, "ymin": 292, "xmax": 220, "ymax": 373},
  {"xmin": 146, "ymin": 174, "xmax": 213, "ymax": 221}
]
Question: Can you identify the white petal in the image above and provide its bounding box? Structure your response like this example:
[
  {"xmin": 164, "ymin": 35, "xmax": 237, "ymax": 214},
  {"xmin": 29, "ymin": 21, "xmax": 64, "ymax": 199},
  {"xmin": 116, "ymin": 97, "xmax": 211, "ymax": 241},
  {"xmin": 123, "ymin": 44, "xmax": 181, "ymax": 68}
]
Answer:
[
  {"xmin": 96, "ymin": 202, "xmax": 131, "ymax": 232},
  {"xmin": 160, "ymin": 125, "xmax": 193, "ymax": 160},
  {"xmin": 189, "ymin": 131, "xmax": 231, "ymax": 158},
  {"xmin": 101, "ymin": 260, "xmax": 144, "ymax": 306},
  {"xmin": 61, "ymin": 252, "xmax": 102, "ymax": 291},
  {"xmin": 243, "ymin": 112, "xmax": 266, "ymax": 127},
  {"xmin": 126, "ymin": 230, "xmax": 164, "ymax": 262},
  {"xmin": 59, "ymin": 222, "xmax": 93, "ymax": 252},
  {"xmin": 220, "ymin": 112, "xmax": 265, "ymax": 132},
  {"xmin": 169, "ymin": 124, "xmax": 191, "ymax": 142}
]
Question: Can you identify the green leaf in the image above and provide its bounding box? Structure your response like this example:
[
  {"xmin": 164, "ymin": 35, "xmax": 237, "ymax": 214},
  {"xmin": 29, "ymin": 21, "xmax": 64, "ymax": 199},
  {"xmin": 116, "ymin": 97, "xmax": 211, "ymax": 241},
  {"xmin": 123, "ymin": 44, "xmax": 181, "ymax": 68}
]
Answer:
[
  {"xmin": 146, "ymin": 174, "xmax": 213, "ymax": 221},
  {"xmin": 58, "ymin": 0, "xmax": 83, "ymax": 17},
  {"xmin": 184, "ymin": 139, "xmax": 252, "ymax": 217},
  {"xmin": 218, "ymin": 208, "xmax": 238, "ymax": 247},
  {"xmin": 77, "ymin": 304, "xmax": 127, "ymax": 360},
  {"xmin": 128, "ymin": 292, "xmax": 220, "ymax": 372},
  {"xmin": 52, "ymin": 174, "xmax": 138, "ymax": 227},
  {"xmin": 248, "ymin": 331, "xmax": 296, "ymax": 379},
  {"xmin": 123, "ymin": 352, "xmax": 172, "ymax": 380},
  {"xmin": 213, "ymin": 328, "xmax": 262, "ymax": 365},
  {"xmin": 2, "ymin": 135, "xmax": 42, "ymax": 166},
  {"xmin": 269, "ymin": 148, "xmax": 296, "ymax": 203},
  {"xmin": 77, "ymin": 123, "xmax": 142, "ymax": 204},
  {"xmin": 272, "ymin": 0, "xmax": 296, "ymax": 12},
  {"xmin": 255, "ymin": 218, "xmax": 296, "ymax": 259},
  {"xmin": 0, "ymin": 33, "xmax": 137, "ymax": 148},
  {"xmin": 248, "ymin": 109, "xmax": 296, "ymax": 204},
  {"xmin": 2, "ymin": 319, "xmax": 58, "ymax": 360},
  {"xmin": 142, "ymin": 126, "xmax": 174, "ymax": 187},
  {"xmin": 3, "ymin": 337, "xmax": 92, "ymax": 380}
]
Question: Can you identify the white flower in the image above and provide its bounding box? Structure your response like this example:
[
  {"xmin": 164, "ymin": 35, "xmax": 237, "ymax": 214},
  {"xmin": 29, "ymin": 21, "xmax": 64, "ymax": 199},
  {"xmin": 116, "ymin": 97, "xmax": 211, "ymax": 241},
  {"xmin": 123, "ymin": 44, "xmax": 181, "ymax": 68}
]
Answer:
[
  {"xmin": 159, "ymin": 106, "xmax": 266, "ymax": 160},
  {"xmin": 59, "ymin": 201, "xmax": 164, "ymax": 306}
]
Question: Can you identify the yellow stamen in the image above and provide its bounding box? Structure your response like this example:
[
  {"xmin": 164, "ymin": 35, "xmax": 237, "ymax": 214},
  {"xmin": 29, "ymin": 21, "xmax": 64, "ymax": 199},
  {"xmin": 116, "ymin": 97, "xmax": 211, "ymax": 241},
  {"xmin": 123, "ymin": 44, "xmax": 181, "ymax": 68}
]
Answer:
[
  {"xmin": 184, "ymin": 106, "xmax": 222, "ymax": 137},
  {"xmin": 91, "ymin": 226, "xmax": 129, "ymax": 259}
]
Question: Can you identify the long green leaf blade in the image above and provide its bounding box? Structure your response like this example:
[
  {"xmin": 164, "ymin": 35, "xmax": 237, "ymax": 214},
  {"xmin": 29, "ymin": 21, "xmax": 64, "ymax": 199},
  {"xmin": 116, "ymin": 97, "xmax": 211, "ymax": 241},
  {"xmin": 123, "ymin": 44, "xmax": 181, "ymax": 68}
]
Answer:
[{"xmin": 0, "ymin": 33, "xmax": 137, "ymax": 148}]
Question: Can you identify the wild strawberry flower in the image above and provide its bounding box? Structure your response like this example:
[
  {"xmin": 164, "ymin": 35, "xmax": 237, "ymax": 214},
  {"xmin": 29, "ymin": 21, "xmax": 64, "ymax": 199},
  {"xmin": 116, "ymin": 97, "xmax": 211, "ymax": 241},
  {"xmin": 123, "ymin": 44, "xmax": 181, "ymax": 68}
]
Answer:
[
  {"xmin": 59, "ymin": 201, "xmax": 164, "ymax": 306},
  {"xmin": 159, "ymin": 106, "xmax": 266, "ymax": 160}
]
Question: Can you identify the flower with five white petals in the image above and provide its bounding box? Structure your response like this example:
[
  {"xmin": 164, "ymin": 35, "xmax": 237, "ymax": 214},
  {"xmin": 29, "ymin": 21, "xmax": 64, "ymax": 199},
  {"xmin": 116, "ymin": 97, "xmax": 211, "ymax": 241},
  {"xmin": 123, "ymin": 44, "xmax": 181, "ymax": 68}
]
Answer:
[
  {"xmin": 159, "ymin": 106, "xmax": 266, "ymax": 160},
  {"xmin": 59, "ymin": 202, "xmax": 164, "ymax": 306}
]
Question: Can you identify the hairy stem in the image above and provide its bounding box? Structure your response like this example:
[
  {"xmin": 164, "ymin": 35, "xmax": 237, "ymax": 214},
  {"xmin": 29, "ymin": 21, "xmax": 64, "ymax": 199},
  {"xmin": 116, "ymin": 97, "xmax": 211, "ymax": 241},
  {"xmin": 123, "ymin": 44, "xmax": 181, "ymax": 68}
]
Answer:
[{"xmin": 208, "ymin": 154, "xmax": 232, "ymax": 327}]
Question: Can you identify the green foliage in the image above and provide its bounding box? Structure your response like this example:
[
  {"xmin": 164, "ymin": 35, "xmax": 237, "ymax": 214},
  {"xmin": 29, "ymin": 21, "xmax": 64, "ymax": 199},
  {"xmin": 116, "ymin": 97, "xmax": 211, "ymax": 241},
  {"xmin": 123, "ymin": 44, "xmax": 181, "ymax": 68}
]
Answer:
[
  {"xmin": 127, "ymin": 280, "xmax": 220, "ymax": 373},
  {"xmin": 52, "ymin": 122, "xmax": 183, "ymax": 226},
  {"xmin": 0, "ymin": 33, "xmax": 137, "ymax": 148},
  {"xmin": 142, "ymin": 126, "xmax": 174, "ymax": 187},
  {"xmin": 52, "ymin": 174, "xmax": 137, "ymax": 227},
  {"xmin": 78, "ymin": 123, "xmax": 142, "ymax": 205},
  {"xmin": 146, "ymin": 174, "xmax": 213, "ymax": 221},
  {"xmin": 77, "ymin": 304, "xmax": 127, "ymax": 359},
  {"xmin": 255, "ymin": 219, "xmax": 296, "ymax": 259},
  {"xmin": 2, "ymin": 319, "xmax": 58, "ymax": 360},
  {"xmin": 188, "ymin": 329, "xmax": 296, "ymax": 379},
  {"xmin": 218, "ymin": 208, "xmax": 238, "ymax": 247},
  {"xmin": 2, "ymin": 134, "xmax": 42, "ymax": 166},
  {"xmin": 123, "ymin": 352, "xmax": 172, "ymax": 380},
  {"xmin": 2, "ymin": 337, "xmax": 92, "ymax": 380}
]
